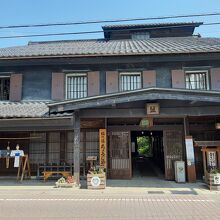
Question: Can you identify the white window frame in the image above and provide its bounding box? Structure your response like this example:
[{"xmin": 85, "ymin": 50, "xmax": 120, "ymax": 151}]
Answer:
[
  {"xmin": 185, "ymin": 70, "xmax": 209, "ymax": 90},
  {"xmin": 119, "ymin": 72, "xmax": 142, "ymax": 91},
  {"xmin": 65, "ymin": 73, "xmax": 88, "ymax": 99}
]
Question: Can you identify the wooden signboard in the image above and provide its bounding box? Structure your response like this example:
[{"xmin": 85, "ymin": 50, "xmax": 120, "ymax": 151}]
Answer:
[
  {"xmin": 146, "ymin": 103, "xmax": 160, "ymax": 115},
  {"xmin": 99, "ymin": 129, "xmax": 107, "ymax": 168}
]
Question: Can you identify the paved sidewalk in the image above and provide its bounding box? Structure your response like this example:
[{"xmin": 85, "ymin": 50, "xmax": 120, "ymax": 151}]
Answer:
[{"xmin": 0, "ymin": 178, "xmax": 219, "ymax": 219}]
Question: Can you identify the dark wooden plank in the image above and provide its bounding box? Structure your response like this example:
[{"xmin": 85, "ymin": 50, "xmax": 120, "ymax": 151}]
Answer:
[
  {"xmin": 9, "ymin": 73, "xmax": 23, "ymax": 101},
  {"xmin": 88, "ymin": 71, "xmax": 100, "ymax": 96},
  {"xmin": 172, "ymin": 69, "xmax": 185, "ymax": 89},
  {"xmin": 106, "ymin": 71, "xmax": 119, "ymax": 94},
  {"xmin": 210, "ymin": 68, "xmax": 220, "ymax": 91},
  {"xmin": 143, "ymin": 70, "xmax": 156, "ymax": 88},
  {"xmin": 51, "ymin": 72, "xmax": 65, "ymax": 100},
  {"xmin": 73, "ymin": 111, "xmax": 80, "ymax": 186}
]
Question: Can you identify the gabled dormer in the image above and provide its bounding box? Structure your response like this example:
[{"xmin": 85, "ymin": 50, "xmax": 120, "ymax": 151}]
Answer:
[{"xmin": 102, "ymin": 22, "xmax": 203, "ymax": 40}]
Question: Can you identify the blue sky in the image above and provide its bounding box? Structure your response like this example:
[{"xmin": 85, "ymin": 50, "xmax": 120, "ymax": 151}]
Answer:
[{"xmin": 0, "ymin": 0, "xmax": 220, "ymax": 48}]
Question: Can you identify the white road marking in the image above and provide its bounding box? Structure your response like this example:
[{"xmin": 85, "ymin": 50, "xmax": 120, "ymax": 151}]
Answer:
[{"xmin": 0, "ymin": 198, "xmax": 214, "ymax": 202}]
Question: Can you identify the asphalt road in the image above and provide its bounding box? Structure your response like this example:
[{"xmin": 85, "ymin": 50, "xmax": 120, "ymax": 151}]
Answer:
[{"xmin": 0, "ymin": 189, "xmax": 220, "ymax": 220}]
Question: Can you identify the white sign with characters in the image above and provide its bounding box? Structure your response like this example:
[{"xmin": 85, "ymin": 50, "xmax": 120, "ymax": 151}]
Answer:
[
  {"xmin": 207, "ymin": 152, "xmax": 217, "ymax": 167},
  {"xmin": 214, "ymin": 175, "xmax": 220, "ymax": 185}
]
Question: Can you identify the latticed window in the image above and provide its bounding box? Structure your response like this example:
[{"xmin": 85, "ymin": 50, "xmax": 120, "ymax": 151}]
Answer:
[
  {"xmin": 185, "ymin": 71, "xmax": 209, "ymax": 90},
  {"xmin": 66, "ymin": 73, "xmax": 87, "ymax": 99},
  {"xmin": 0, "ymin": 77, "xmax": 10, "ymax": 100},
  {"xmin": 120, "ymin": 72, "xmax": 142, "ymax": 91}
]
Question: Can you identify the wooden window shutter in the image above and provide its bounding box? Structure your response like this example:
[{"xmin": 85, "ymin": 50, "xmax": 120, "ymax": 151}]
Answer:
[
  {"xmin": 106, "ymin": 71, "xmax": 119, "ymax": 94},
  {"xmin": 52, "ymin": 72, "xmax": 65, "ymax": 100},
  {"xmin": 143, "ymin": 70, "xmax": 156, "ymax": 88},
  {"xmin": 88, "ymin": 71, "xmax": 100, "ymax": 96},
  {"xmin": 210, "ymin": 68, "xmax": 220, "ymax": 91},
  {"xmin": 171, "ymin": 69, "xmax": 185, "ymax": 89},
  {"xmin": 9, "ymin": 73, "xmax": 23, "ymax": 102}
]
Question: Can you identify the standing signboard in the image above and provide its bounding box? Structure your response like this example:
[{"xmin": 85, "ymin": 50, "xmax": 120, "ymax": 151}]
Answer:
[
  {"xmin": 99, "ymin": 129, "xmax": 107, "ymax": 169},
  {"xmin": 185, "ymin": 136, "xmax": 196, "ymax": 182}
]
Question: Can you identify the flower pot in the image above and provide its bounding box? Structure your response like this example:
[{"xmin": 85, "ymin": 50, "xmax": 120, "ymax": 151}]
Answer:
[{"xmin": 87, "ymin": 173, "xmax": 106, "ymax": 189}]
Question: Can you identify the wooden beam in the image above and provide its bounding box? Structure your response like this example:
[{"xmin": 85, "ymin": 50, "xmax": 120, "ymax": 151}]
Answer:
[
  {"xmin": 73, "ymin": 111, "xmax": 80, "ymax": 186},
  {"xmin": 79, "ymin": 106, "xmax": 220, "ymax": 118}
]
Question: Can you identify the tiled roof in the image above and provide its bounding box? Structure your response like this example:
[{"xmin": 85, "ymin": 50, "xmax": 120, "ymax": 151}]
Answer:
[
  {"xmin": 0, "ymin": 37, "xmax": 220, "ymax": 59},
  {"xmin": 102, "ymin": 22, "xmax": 202, "ymax": 30},
  {"xmin": 0, "ymin": 102, "xmax": 49, "ymax": 118}
]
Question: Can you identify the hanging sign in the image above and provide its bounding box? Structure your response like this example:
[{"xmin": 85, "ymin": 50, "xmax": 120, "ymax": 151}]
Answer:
[
  {"xmin": 139, "ymin": 117, "xmax": 153, "ymax": 128},
  {"xmin": 185, "ymin": 136, "xmax": 195, "ymax": 165},
  {"xmin": 99, "ymin": 129, "xmax": 107, "ymax": 168},
  {"xmin": 207, "ymin": 151, "xmax": 217, "ymax": 167},
  {"xmin": 146, "ymin": 103, "xmax": 160, "ymax": 115}
]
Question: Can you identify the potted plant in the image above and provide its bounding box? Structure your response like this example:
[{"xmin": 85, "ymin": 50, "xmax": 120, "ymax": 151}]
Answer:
[
  {"xmin": 87, "ymin": 167, "xmax": 106, "ymax": 189},
  {"xmin": 55, "ymin": 176, "xmax": 77, "ymax": 188},
  {"xmin": 206, "ymin": 168, "xmax": 220, "ymax": 190}
]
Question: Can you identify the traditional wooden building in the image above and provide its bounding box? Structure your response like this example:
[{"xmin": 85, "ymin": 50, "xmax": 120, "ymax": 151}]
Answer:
[{"xmin": 0, "ymin": 22, "xmax": 220, "ymax": 185}]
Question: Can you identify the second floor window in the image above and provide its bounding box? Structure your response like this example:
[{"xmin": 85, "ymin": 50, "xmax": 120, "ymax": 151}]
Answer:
[
  {"xmin": 66, "ymin": 73, "xmax": 87, "ymax": 99},
  {"xmin": 185, "ymin": 71, "xmax": 209, "ymax": 90},
  {"xmin": 120, "ymin": 72, "xmax": 142, "ymax": 91},
  {"xmin": 0, "ymin": 77, "xmax": 10, "ymax": 100}
]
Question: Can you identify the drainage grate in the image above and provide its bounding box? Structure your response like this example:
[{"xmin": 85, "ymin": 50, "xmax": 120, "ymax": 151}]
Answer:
[
  {"xmin": 148, "ymin": 191, "xmax": 165, "ymax": 194},
  {"xmin": 170, "ymin": 190, "xmax": 197, "ymax": 195}
]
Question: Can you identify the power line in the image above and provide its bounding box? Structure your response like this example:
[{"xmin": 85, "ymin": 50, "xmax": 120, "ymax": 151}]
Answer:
[
  {"xmin": 0, "ymin": 12, "xmax": 220, "ymax": 29},
  {"xmin": 0, "ymin": 22, "xmax": 220, "ymax": 40}
]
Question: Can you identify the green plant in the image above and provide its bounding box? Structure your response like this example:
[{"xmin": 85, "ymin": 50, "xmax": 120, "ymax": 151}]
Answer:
[
  {"xmin": 89, "ymin": 167, "xmax": 105, "ymax": 174},
  {"xmin": 137, "ymin": 136, "xmax": 152, "ymax": 157},
  {"xmin": 210, "ymin": 168, "xmax": 220, "ymax": 174}
]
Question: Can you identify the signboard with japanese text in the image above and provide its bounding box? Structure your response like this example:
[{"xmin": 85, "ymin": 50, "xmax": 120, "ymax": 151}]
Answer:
[
  {"xmin": 207, "ymin": 151, "xmax": 217, "ymax": 167},
  {"xmin": 146, "ymin": 103, "xmax": 160, "ymax": 115},
  {"xmin": 99, "ymin": 129, "xmax": 107, "ymax": 168},
  {"xmin": 185, "ymin": 136, "xmax": 195, "ymax": 164}
]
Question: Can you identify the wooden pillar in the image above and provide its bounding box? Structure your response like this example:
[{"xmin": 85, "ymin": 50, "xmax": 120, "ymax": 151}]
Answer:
[
  {"xmin": 73, "ymin": 111, "xmax": 80, "ymax": 186},
  {"xmin": 184, "ymin": 117, "xmax": 196, "ymax": 182}
]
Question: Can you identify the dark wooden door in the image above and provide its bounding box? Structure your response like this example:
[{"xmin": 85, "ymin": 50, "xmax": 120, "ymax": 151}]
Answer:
[
  {"xmin": 108, "ymin": 131, "xmax": 132, "ymax": 179},
  {"xmin": 163, "ymin": 130, "xmax": 183, "ymax": 180}
]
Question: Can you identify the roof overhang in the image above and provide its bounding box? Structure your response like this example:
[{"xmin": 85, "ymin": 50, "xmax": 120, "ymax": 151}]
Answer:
[{"xmin": 48, "ymin": 88, "xmax": 220, "ymax": 113}]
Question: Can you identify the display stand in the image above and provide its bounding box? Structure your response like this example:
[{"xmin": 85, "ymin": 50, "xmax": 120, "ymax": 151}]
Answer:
[
  {"xmin": 201, "ymin": 147, "xmax": 220, "ymax": 190},
  {"xmin": 17, "ymin": 155, "xmax": 31, "ymax": 182}
]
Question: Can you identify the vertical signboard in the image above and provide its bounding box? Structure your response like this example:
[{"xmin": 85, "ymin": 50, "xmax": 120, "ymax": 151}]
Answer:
[
  {"xmin": 99, "ymin": 129, "xmax": 107, "ymax": 168},
  {"xmin": 207, "ymin": 151, "xmax": 217, "ymax": 168},
  {"xmin": 185, "ymin": 136, "xmax": 196, "ymax": 182}
]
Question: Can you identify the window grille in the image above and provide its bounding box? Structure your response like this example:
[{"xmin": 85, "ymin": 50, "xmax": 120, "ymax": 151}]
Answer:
[
  {"xmin": 48, "ymin": 132, "xmax": 60, "ymax": 163},
  {"xmin": 0, "ymin": 77, "xmax": 10, "ymax": 100},
  {"xmin": 66, "ymin": 73, "xmax": 87, "ymax": 99},
  {"xmin": 185, "ymin": 71, "xmax": 209, "ymax": 90},
  {"xmin": 132, "ymin": 32, "xmax": 150, "ymax": 40},
  {"xmin": 120, "ymin": 72, "xmax": 142, "ymax": 91},
  {"xmin": 29, "ymin": 133, "xmax": 46, "ymax": 164}
]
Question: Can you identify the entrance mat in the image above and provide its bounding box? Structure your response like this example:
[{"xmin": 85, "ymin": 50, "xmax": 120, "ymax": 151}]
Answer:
[
  {"xmin": 148, "ymin": 191, "xmax": 165, "ymax": 194},
  {"xmin": 170, "ymin": 190, "xmax": 197, "ymax": 195}
]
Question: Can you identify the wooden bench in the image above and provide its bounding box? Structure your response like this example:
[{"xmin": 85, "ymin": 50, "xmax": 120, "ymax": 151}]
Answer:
[{"xmin": 42, "ymin": 171, "xmax": 71, "ymax": 181}]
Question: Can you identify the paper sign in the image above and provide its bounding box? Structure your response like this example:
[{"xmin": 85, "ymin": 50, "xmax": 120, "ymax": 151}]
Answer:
[{"xmin": 185, "ymin": 136, "xmax": 195, "ymax": 164}]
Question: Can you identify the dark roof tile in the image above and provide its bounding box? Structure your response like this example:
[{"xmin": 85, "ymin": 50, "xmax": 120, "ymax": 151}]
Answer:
[{"xmin": 0, "ymin": 37, "xmax": 220, "ymax": 59}]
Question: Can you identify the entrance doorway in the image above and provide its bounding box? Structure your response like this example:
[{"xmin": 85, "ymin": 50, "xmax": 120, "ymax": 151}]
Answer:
[{"xmin": 131, "ymin": 131, "xmax": 164, "ymax": 178}]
